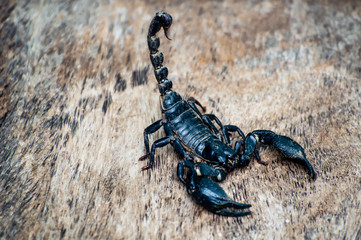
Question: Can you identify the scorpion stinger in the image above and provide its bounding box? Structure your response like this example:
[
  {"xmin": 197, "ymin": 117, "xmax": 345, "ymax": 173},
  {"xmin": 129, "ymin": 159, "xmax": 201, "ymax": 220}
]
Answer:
[{"xmin": 139, "ymin": 11, "xmax": 317, "ymax": 217}]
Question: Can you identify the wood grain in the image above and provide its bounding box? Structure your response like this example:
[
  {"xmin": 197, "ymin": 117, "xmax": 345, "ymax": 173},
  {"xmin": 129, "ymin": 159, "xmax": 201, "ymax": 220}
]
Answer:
[{"xmin": 1, "ymin": 0, "xmax": 360, "ymax": 239}]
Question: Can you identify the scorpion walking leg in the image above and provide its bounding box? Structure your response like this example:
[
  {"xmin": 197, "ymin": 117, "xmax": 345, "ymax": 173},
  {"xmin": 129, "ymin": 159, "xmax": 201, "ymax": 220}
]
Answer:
[
  {"xmin": 199, "ymin": 114, "xmax": 247, "ymax": 145},
  {"xmin": 187, "ymin": 98, "xmax": 232, "ymax": 141},
  {"xmin": 187, "ymin": 98, "xmax": 220, "ymax": 135},
  {"xmin": 187, "ymin": 98, "xmax": 247, "ymax": 146},
  {"xmin": 177, "ymin": 159, "xmax": 195, "ymax": 186},
  {"xmin": 222, "ymin": 125, "xmax": 246, "ymax": 145},
  {"xmin": 139, "ymin": 119, "xmax": 167, "ymax": 160},
  {"xmin": 202, "ymin": 114, "xmax": 225, "ymax": 139},
  {"xmin": 245, "ymin": 130, "xmax": 317, "ymax": 179},
  {"xmin": 232, "ymin": 140, "xmax": 252, "ymax": 168},
  {"xmin": 141, "ymin": 136, "xmax": 175, "ymax": 171},
  {"xmin": 187, "ymin": 97, "xmax": 206, "ymax": 113},
  {"xmin": 218, "ymin": 125, "xmax": 255, "ymax": 168},
  {"xmin": 141, "ymin": 124, "xmax": 187, "ymax": 171},
  {"xmin": 200, "ymin": 125, "xmax": 268, "ymax": 167}
]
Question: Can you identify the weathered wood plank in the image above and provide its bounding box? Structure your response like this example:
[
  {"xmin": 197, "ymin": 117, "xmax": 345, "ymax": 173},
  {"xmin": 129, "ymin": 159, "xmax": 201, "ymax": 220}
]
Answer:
[{"xmin": 1, "ymin": 0, "xmax": 360, "ymax": 239}]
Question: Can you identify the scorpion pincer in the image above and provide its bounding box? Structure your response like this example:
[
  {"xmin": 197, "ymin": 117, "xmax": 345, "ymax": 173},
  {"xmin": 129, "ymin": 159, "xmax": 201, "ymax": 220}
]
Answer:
[{"xmin": 139, "ymin": 12, "xmax": 317, "ymax": 217}]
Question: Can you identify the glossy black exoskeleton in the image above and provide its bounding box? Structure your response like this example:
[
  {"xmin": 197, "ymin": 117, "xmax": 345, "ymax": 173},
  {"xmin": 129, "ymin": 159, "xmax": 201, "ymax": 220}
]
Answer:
[{"xmin": 139, "ymin": 12, "xmax": 317, "ymax": 217}]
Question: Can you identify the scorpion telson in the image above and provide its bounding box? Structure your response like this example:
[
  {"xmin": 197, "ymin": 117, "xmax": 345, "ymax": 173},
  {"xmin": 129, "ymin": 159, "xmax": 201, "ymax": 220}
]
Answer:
[{"xmin": 139, "ymin": 12, "xmax": 317, "ymax": 217}]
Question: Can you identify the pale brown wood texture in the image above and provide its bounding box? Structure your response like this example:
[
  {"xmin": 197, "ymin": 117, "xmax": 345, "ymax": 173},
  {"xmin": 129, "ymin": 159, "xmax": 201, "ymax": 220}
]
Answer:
[{"xmin": 1, "ymin": 0, "xmax": 360, "ymax": 239}]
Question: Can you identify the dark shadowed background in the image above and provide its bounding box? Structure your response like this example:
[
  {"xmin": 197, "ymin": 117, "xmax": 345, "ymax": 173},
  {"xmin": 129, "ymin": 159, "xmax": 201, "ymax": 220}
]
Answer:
[{"xmin": 1, "ymin": 0, "xmax": 360, "ymax": 239}]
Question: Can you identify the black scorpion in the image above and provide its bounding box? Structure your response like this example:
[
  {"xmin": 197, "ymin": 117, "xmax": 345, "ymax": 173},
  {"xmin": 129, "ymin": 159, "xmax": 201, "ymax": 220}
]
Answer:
[{"xmin": 139, "ymin": 12, "xmax": 317, "ymax": 217}]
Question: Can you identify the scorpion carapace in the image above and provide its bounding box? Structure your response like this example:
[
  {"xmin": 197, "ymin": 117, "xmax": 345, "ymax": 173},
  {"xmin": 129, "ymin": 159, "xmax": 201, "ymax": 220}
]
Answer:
[{"xmin": 139, "ymin": 11, "xmax": 317, "ymax": 217}]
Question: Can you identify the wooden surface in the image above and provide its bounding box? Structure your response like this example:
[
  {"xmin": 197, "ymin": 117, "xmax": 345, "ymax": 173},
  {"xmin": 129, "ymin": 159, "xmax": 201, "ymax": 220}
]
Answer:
[{"xmin": 1, "ymin": 0, "xmax": 361, "ymax": 239}]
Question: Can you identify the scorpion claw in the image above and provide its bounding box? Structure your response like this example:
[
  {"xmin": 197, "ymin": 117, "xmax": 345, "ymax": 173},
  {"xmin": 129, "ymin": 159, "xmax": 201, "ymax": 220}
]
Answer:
[
  {"xmin": 252, "ymin": 130, "xmax": 317, "ymax": 180},
  {"xmin": 272, "ymin": 135, "xmax": 317, "ymax": 180},
  {"xmin": 186, "ymin": 173, "xmax": 251, "ymax": 217},
  {"xmin": 216, "ymin": 209, "xmax": 251, "ymax": 217}
]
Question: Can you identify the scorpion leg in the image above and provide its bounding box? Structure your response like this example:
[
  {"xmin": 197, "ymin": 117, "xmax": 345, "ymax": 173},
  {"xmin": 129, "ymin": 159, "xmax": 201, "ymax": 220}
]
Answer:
[
  {"xmin": 233, "ymin": 140, "xmax": 252, "ymax": 168},
  {"xmin": 185, "ymin": 166, "xmax": 251, "ymax": 217},
  {"xmin": 222, "ymin": 125, "xmax": 246, "ymax": 145},
  {"xmin": 245, "ymin": 130, "xmax": 317, "ymax": 179},
  {"xmin": 141, "ymin": 127, "xmax": 187, "ymax": 171},
  {"xmin": 141, "ymin": 136, "xmax": 175, "ymax": 171},
  {"xmin": 198, "ymin": 115, "xmax": 247, "ymax": 146},
  {"xmin": 187, "ymin": 97, "xmax": 245, "ymax": 145},
  {"xmin": 177, "ymin": 158, "xmax": 195, "ymax": 186},
  {"xmin": 139, "ymin": 119, "xmax": 167, "ymax": 160},
  {"xmin": 187, "ymin": 98, "xmax": 221, "ymax": 137},
  {"xmin": 220, "ymin": 126, "xmax": 255, "ymax": 168},
  {"xmin": 187, "ymin": 98, "xmax": 231, "ymax": 142},
  {"xmin": 202, "ymin": 114, "xmax": 225, "ymax": 137},
  {"xmin": 187, "ymin": 97, "xmax": 206, "ymax": 112}
]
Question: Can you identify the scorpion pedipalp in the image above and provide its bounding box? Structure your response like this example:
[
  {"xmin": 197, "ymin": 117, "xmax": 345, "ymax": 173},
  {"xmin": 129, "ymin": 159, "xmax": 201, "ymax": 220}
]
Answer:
[
  {"xmin": 246, "ymin": 130, "xmax": 317, "ymax": 180},
  {"xmin": 185, "ymin": 168, "xmax": 251, "ymax": 217},
  {"xmin": 178, "ymin": 160, "xmax": 251, "ymax": 217}
]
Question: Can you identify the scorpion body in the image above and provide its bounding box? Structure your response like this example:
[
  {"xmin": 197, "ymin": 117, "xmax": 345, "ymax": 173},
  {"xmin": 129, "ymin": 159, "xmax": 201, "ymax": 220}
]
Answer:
[{"xmin": 140, "ymin": 12, "xmax": 317, "ymax": 217}]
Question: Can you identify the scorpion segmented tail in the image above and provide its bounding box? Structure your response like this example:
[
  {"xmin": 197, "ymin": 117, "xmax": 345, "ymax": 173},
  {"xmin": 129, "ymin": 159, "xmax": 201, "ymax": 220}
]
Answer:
[{"xmin": 147, "ymin": 12, "xmax": 173, "ymax": 95}]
